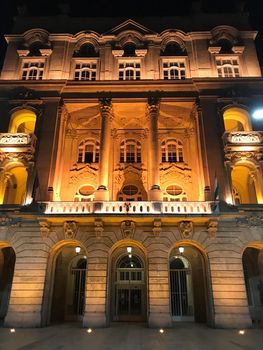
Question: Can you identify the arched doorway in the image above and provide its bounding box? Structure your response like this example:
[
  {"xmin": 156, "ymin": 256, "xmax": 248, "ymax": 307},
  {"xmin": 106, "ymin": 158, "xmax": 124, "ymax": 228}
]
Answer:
[
  {"xmin": 0, "ymin": 246, "xmax": 16, "ymax": 325},
  {"xmin": 111, "ymin": 246, "xmax": 147, "ymax": 322},
  {"xmin": 169, "ymin": 245, "xmax": 208, "ymax": 323},
  {"xmin": 50, "ymin": 244, "xmax": 87, "ymax": 324},
  {"xmin": 243, "ymin": 246, "xmax": 263, "ymax": 326}
]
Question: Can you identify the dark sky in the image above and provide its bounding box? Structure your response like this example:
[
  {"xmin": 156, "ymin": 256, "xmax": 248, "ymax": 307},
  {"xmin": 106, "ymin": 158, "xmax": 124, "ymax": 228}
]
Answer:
[{"xmin": 0, "ymin": 0, "xmax": 263, "ymax": 68}]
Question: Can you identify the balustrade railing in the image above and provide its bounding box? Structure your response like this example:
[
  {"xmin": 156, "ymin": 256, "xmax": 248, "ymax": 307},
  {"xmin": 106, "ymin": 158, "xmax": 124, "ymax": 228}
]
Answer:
[
  {"xmin": 43, "ymin": 200, "xmax": 215, "ymax": 215},
  {"xmin": 0, "ymin": 133, "xmax": 37, "ymax": 152}
]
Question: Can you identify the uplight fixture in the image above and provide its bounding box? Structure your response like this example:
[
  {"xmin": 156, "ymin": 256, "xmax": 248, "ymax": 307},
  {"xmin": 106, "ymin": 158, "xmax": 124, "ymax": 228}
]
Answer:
[
  {"xmin": 10, "ymin": 328, "xmax": 15, "ymax": 333},
  {"xmin": 128, "ymin": 254, "xmax": 132, "ymax": 258}
]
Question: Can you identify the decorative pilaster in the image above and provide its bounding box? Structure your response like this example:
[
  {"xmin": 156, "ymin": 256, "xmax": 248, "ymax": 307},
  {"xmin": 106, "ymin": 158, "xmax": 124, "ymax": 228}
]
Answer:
[
  {"xmin": 94, "ymin": 98, "xmax": 113, "ymax": 201},
  {"xmin": 147, "ymin": 96, "xmax": 162, "ymax": 201}
]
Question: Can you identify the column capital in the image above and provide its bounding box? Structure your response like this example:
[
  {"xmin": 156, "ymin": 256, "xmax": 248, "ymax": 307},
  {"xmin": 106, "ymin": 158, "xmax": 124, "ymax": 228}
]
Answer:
[
  {"xmin": 147, "ymin": 96, "xmax": 160, "ymax": 114},
  {"xmin": 99, "ymin": 97, "xmax": 112, "ymax": 114}
]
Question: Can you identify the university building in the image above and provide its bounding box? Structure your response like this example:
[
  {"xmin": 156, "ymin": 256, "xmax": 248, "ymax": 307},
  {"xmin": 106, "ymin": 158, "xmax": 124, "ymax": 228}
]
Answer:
[{"xmin": 0, "ymin": 8, "xmax": 263, "ymax": 329}]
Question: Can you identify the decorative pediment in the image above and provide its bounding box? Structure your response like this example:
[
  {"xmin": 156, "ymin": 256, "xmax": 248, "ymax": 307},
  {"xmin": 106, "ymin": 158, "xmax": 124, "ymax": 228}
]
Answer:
[
  {"xmin": 69, "ymin": 163, "xmax": 98, "ymax": 184},
  {"xmin": 104, "ymin": 19, "xmax": 156, "ymax": 36},
  {"xmin": 160, "ymin": 163, "xmax": 192, "ymax": 184}
]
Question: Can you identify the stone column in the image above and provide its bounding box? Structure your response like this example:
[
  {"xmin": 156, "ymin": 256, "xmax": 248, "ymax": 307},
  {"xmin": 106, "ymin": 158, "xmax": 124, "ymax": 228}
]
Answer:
[
  {"xmin": 83, "ymin": 239, "xmax": 108, "ymax": 327},
  {"xmin": 148, "ymin": 240, "xmax": 172, "ymax": 327},
  {"xmin": 24, "ymin": 162, "xmax": 35, "ymax": 205},
  {"xmin": 147, "ymin": 97, "xmax": 162, "ymax": 200},
  {"xmin": 0, "ymin": 168, "xmax": 7, "ymax": 204},
  {"xmin": 94, "ymin": 98, "xmax": 113, "ymax": 201}
]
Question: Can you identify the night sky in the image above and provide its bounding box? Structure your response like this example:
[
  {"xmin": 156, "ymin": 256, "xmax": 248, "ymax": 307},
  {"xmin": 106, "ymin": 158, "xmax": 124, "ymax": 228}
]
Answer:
[{"xmin": 0, "ymin": 0, "xmax": 263, "ymax": 69}]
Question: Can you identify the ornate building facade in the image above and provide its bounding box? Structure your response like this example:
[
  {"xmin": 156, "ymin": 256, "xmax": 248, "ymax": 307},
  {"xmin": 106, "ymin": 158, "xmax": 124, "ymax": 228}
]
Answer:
[{"xmin": 0, "ymin": 11, "xmax": 263, "ymax": 329}]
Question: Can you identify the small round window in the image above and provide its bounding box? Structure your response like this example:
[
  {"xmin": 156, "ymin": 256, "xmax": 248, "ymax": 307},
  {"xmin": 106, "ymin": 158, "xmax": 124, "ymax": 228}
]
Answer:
[
  {"xmin": 122, "ymin": 185, "xmax": 138, "ymax": 196},
  {"xmin": 166, "ymin": 185, "xmax": 183, "ymax": 196},
  {"xmin": 79, "ymin": 185, "xmax": 95, "ymax": 196}
]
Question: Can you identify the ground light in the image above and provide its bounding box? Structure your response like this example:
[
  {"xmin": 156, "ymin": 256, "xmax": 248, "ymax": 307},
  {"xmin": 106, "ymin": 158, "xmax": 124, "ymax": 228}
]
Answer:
[
  {"xmin": 252, "ymin": 109, "xmax": 263, "ymax": 120},
  {"xmin": 10, "ymin": 328, "xmax": 15, "ymax": 333},
  {"xmin": 238, "ymin": 329, "xmax": 245, "ymax": 335},
  {"xmin": 87, "ymin": 328, "xmax": 92, "ymax": 333},
  {"xmin": 159, "ymin": 329, "xmax": 164, "ymax": 334}
]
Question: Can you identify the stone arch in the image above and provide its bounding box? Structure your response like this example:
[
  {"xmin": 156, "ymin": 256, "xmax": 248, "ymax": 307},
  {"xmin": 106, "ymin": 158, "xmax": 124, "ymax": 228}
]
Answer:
[
  {"xmin": 8, "ymin": 108, "xmax": 37, "ymax": 134},
  {"xmin": 168, "ymin": 240, "xmax": 212, "ymax": 325},
  {"xmin": 242, "ymin": 242, "xmax": 263, "ymax": 326},
  {"xmin": 108, "ymin": 239, "xmax": 148, "ymax": 322},
  {"xmin": 231, "ymin": 161, "xmax": 263, "ymax": 204},
  {"xmin": 0, "ymin": 242, "xmax": 16, "ymax": 325},
  {"xmin": 42, "ymin": 239, "xmax": 88, "ymax": 326},
  {"xmin": 223, "ymin": 106, "xmax": 251, "ymax": 132}
]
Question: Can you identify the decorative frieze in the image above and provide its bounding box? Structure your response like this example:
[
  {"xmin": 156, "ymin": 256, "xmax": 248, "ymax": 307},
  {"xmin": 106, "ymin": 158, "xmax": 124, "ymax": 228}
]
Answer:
[{"xmin": 236, "ymin": 216, "xmax": 263, "ymax": 227}]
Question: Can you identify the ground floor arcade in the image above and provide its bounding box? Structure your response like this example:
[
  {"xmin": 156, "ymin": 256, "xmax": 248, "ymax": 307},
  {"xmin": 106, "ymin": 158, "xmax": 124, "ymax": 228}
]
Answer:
[{"xmin": 0, "ymin": 213, "xmax": 263, "ymax": 329}]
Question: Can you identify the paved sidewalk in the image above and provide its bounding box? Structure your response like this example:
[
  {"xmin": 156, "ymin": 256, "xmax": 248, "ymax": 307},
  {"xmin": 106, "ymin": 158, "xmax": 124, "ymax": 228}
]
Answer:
[{"xmin": 0, "ymin": 322, "xmax": 262, "ymax": 350}]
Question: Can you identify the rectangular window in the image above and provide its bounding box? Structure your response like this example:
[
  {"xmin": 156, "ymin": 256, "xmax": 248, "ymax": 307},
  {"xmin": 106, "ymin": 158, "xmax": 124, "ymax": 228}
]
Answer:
[
  {"xmin": 162, "ymin": 60, "xmax": 186, "ymax": 80},
  {"xmin": 119, "ymin": 61, "xmax": 141, "ymax": 80},
  {"xmin": 21, "ymin": 61, "xmax": 44, "ymax": 80},
  {"xmin": 216, "ymin": 57, "xmax": 240, "ymax": 77}
]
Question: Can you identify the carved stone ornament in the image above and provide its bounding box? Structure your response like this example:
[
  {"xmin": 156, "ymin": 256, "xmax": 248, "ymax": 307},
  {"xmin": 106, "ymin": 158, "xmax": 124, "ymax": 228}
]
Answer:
[
  {"xmin": 0, "ymin": 216, "xmax": 21, "ymax": 227},
  {"xmin": 121, "ymin": 220, "xmax": 135, "ymax": 239},
  {"xmin": 225, "ymin": 150, "xmax": 262, "ymax": 163},
  {"xmin": 63, "ymin": 221, "xmax": 78, "ymax": 239},
  {"xmin": 179, "ymin": 221, "xmax": 194, "ymax": 239},
  {"xmin": 236, "ymin": 216, "xmax": 263, "ymax": 227},
  {"xmin": 39, "ymin": 221, "xmax": 51, "ymax": 238},
  {"xmin": 207, "ymin": 220, "xmax": 218, "ymax": 239},
  {"xmin": 94, "ymin": 218, "xmax": 104, "ymax": 238},
  {"xmin": 153, "ymin": 218, "xmax": 162, "ymax": 237}
]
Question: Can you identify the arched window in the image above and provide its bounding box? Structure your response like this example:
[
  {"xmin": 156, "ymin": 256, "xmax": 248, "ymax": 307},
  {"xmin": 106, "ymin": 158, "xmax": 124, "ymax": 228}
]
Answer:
[
  {"xmin": 8, "ymin": 109, "xmax": 37, "ymax": 134},
  {"xmin": 120, "ymin": 139, "xmax": 141, "ymax": 163},
  {"xmin": 1, "ymin": 166, "xmax": 28, "ymax": 205},
  {"xmin": 119, "ymin": 61, "xmax": 141, "ymax": 80},
  {"xmin": 163, "ymin": 184, "xmax": 187, "ymax": 202},
  {"xmin": 77, "ymin": 140, "xmax": 99, "ymax": 163},
  {"xmin": 223, "ymin": 107, "xmax": 251, "ymax": 131},
  {"xmin": 74, "ymin": 184, "xmax": 95, "ymax": 202},
  {"xmin": 161, "ymin": 139, "xmax": 184, "ymax": 163},
  {"xmin": 74, "ymin": 43, "xmax": 97, "ymax": 57}
]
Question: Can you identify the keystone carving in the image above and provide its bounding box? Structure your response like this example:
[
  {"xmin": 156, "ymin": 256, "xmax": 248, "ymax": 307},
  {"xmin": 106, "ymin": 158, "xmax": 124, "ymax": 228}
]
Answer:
[
  {"xmin": 179, "ymin": 221, "xmax": 194, "ymax": 239},
  {"xmin": 63, "ymin": 221, "xmax": 78, "ymax": 239},
  {"xmin": 121, "ymin": 220, "xmax": 135, "ymax": 239}
]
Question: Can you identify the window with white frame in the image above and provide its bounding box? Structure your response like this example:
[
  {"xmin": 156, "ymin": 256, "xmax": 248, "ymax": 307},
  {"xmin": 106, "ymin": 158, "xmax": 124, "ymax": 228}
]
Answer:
[
  {"xmin": 119, "ymin": 61, "xmax": 141, "ymax": 80},
  {"xmin": 163, "ymin": 184, "xmax": 187, "ymax": 201},
  {"xmin": 118, "ymin": 184, "xmax": 143, "ymax": 201},
  {"xmin": 74, "ymin": 61, "xmax": 97, "ymax": 81},
  {"xmin": 120, "ymin": 139, "xmax": 141, "ymax": 163},
  {"xmin": 162, "ymin": 59, "xmax": 186, "ymax": 80},
  {"xmin": 216, "ymin": 57, "xmax": 240, "ymax": 78},
  {"xmin": 21, "ymin": 61, "xmax": 45, "ymax": 80},
  {"xmin": 78, "ymin": 140, "xmax": 99, "ymax": 163},
  {"xmin": 161, "ymin": 139, "xmax": 184, "ymax": 162}
]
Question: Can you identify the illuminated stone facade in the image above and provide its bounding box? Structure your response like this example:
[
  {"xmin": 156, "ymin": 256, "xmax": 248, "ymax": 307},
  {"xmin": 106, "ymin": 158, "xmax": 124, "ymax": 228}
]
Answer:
[{"xmin": 0, "ymin": 13, "xmax": 263, "ymax": 329}]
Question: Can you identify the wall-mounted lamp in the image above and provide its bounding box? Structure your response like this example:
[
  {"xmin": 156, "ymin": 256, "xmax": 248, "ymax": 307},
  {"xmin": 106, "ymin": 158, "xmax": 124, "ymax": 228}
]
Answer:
[
  {"xmin": 252, "ymin": 109, "xmax": 263, "ymax": 120},
  {"xmin": 178, "ymin": 247, "xmax": 185, "ymax": 254},
  {"xmin": 75, "ymin": 246, "xmax": 81, "ymax": 254},
  {"xmin": 128, "ymin": 254, "xmax": 132, "ymax": 259},
  {"xmin": 127, "ymin": 247, "xmax": 132, "ymax": 253}
]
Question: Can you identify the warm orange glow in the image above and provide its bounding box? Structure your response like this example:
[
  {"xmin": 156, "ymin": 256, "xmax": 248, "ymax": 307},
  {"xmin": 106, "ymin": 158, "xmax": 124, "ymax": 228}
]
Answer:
[
  {"xmin": 8, "ymin": 109, "xmax": 36, "ymax": 134},
  {"xmin": 223, "ymin": 107, "xmax": 251, "ymax": 132},
  {"xmin": 0, "ymin": 166, "xmax": 28, "ymax": 204}
]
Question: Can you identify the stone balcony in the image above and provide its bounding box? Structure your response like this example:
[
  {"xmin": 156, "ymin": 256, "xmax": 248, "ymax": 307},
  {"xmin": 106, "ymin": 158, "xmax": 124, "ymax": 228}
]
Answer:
[
  {"xmin": 43, "ymin": 200, "xmax": 215, "ymax": 215},
  {"xmin": 223, "ymin": 131, "xmax": 263, "ymax": 162},
  {"xmin": 0, "ymin": 133, "xmax": 37, "ymax": 154}
]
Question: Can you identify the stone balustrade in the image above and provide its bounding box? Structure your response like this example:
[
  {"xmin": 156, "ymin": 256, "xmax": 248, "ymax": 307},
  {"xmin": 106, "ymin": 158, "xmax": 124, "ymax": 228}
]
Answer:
[
  {"xmin": 223, "ymin": 131, "xmax": 263, "ymax": 146},
  {"xmin": 43, "ymin": 200, "xmax": 215, "ymax": 215},
  {"xmin": 0, "ymin": 133, "xmax": 37, "ymax": 153}
]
